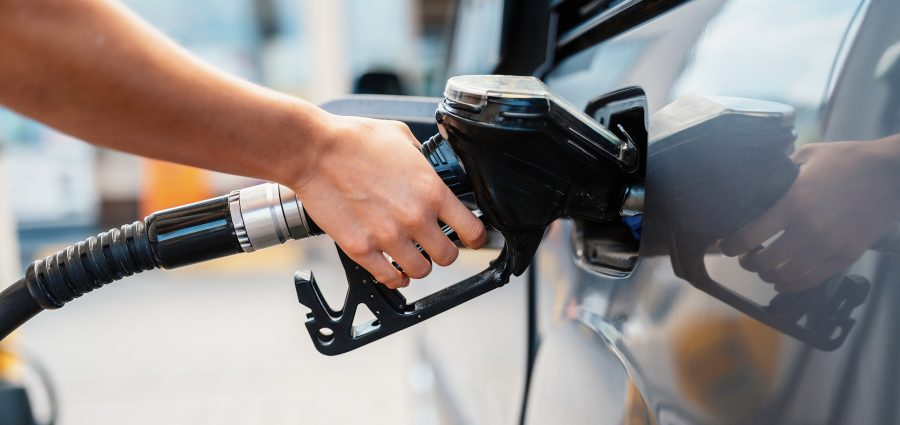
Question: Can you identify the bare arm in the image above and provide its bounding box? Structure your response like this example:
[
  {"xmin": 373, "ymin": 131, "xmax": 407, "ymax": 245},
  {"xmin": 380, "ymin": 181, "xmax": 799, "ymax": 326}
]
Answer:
[
  {"xmin": 0, "ymin": 0, "xmax": 320, "ymax": 183},
  {"xmin": 0, "ymin": 0, "xmax": 486, "ymax": 287}
]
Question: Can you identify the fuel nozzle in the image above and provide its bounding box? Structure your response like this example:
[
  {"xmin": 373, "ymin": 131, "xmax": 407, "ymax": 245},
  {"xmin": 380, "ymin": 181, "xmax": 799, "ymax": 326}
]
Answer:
[
  {"xmin": 0, "ymin": 75, "xmax": 642, "ymax": 355},
  {"xmin": 435, "ymin": 75, "xmax": 641, "ymax": 274},
  {"xmin": 296, "ymin": 76, "xmax": 642, "ymax": 354},
  {"xmin": 0, "ymin": 136, "xmax": 472, "ymax": 341}
]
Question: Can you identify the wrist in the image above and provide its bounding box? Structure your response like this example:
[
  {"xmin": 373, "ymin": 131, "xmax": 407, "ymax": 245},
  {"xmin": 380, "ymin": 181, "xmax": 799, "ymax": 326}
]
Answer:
[{"xmin": 258, "ymin": 95, "xmax": 336, "ymax": 189}]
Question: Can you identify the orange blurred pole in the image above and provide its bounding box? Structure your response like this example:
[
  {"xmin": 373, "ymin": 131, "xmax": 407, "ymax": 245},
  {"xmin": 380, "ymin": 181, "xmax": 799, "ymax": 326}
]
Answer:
[{"xmin": 140, "ymin": 159, "xmax": 213, "ymax": 216}]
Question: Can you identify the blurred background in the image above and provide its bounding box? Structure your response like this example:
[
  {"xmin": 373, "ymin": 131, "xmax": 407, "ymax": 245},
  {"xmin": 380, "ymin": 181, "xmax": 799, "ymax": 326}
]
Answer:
[{"xmin": 0, "ymin": 0, "xmax": 507, "ymax": 424}]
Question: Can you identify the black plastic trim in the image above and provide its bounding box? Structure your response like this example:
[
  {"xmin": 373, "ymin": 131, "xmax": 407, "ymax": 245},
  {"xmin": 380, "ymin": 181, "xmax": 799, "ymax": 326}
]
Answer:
[
  {"xmin": 493, "ymin": 0, "xmax": 555, "ymax": 76},
  {"xmin": 555, "ymin": 0, "xmax": 689, "ymax": 62}
]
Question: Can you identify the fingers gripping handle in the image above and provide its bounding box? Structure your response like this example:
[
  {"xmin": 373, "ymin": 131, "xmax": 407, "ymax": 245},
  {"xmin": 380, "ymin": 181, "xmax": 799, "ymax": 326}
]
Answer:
[
  {"xmin": 648, "ymin": 94, "xmax": 872, "ymax": 351},
  {"xmin": 293, "ymin": 134, "xmax": 497, "ymax": 355},
  {"xmin": 669, "ymin": 154, "xmax": 871, "ymax": 351},
  {"xmin": 673, "ymin": 236, "xmax": 871, "ymax": 351}
]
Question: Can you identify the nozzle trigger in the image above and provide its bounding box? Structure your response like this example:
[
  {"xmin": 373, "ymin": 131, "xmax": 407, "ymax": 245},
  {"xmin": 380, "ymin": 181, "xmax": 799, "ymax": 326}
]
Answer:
[{"xmin": 294, "ymin": 243, "xmax": 512, "ymax": 355}]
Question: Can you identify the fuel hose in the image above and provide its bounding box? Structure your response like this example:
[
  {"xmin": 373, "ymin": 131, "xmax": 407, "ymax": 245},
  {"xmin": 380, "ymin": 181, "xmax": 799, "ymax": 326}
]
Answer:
[
  {"xmin": 0, "ymin": 135, "xmax": 468, "ymax": 341},
  {"xmin": 0, "ymin": 183, "xmax": 321, "ymax": 341}
]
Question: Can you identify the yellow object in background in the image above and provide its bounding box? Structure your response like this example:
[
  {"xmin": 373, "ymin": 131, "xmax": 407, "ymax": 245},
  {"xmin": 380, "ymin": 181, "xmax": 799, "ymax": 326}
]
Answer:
[
  {"xmin": 0, "ymin": 334, "xmax": 19, "ymax": 381},
  {"xmin": 141, "ymin": 159, "xmax": 213, "ymax": 216}
]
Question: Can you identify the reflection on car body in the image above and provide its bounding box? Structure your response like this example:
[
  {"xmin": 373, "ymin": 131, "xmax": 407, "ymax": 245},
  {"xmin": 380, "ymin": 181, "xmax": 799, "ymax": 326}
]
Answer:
[{"xmin": 403, "ymin": 0, "xmax": 900, "ymax": 424}]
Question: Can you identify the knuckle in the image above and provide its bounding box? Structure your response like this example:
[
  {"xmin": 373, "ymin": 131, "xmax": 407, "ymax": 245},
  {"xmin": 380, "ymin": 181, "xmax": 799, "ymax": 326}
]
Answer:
[
  {"xmin": 376, "ymin": 228, "xmax": 404, "ymax": 247},
  {"xmin": 418, "ymin": 187, "xmax": 445, "ymax": 212},
  {"xmin": 406, "ymin": 261, "xmax": 432, "ymax": 279},
  {"xmin": 433, "ymin": 246, "xmax": 459, "ymax": 266},
  {"xmin": 388, "ymin": 120, "xmax": 412, "ymax": 137},
  {"xmin": 421, "ymin": 175, "xmax": 447, "ymax": 198},
  {"xmin": 400, "ymin": 210, "xmax": 429, "ymax": 230},
  {"xmin": 462, "ymin": 218, "xmax": 485, "ymax": 241},
  {"xmin": 424, "ymin": 172, "xmax": 445, "ymax": 188},
  {"xmin": 342, "ymin": 238, "xmax": 372, "ymax": 258}
]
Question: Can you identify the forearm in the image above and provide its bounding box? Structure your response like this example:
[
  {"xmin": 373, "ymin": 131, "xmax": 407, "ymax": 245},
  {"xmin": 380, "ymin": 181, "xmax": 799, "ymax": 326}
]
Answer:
[
  {"xmin": 0, "ymin": 0, "xmax": 325, "ymax": 186},
  {"xmin": 866, "ymin": 132, "xmax": 900, "ymax": 204}
]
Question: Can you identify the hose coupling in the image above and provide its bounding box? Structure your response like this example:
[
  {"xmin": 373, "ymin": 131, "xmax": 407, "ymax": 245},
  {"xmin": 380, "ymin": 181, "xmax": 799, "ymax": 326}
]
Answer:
[{"xmin": 228, "ymin": 183, "xmax": 315, "ymax": 252}]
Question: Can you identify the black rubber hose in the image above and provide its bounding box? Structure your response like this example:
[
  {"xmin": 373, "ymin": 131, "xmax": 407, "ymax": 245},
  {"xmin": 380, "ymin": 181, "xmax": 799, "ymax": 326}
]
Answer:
[
  {"xmin": 0, "ymin": 279, "xmax": 42, "ymax": 340},
  {"xmin": 0, "ymin": 221, "xmax": 159, "ymax": 340}
]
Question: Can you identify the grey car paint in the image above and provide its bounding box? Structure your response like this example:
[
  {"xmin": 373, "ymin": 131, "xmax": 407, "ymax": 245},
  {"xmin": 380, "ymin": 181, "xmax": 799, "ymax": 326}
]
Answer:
[
  {"xmin": 326, "ymin": 0, "xmax": 900, "ymax": 424},
  {"xmin": 525, "ymin": 0, "xmax": 900, "ymax": 424},
  {"xmin": 414, "ymin": 0, "xmax": 900, "ymax": 424}
]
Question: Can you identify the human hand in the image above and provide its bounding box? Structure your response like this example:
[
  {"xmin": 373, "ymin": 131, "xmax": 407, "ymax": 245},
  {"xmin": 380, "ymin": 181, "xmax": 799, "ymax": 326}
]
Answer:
[
  {"xmin": 719, "ymin": 137, "xmax": 900, "ymax": 292},
  {"xmin": 290, "ymin": 114, "xmax": 486, "ymax": 289}
]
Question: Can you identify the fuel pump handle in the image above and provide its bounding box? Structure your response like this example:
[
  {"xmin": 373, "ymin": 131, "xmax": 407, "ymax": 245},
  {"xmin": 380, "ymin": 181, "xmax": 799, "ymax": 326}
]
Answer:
[
  {"xmin": 296, "ymin": 75, "xmax": 639, "ymax": 355},
  {"xmin": 292, "ymin": 134, "xmax": 517, "ymax": 355}
]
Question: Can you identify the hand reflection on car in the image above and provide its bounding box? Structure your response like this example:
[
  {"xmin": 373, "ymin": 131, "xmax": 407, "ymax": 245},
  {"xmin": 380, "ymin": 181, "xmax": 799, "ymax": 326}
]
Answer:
[{"xmin": 719, "ymin": 134, "xmax": 900, "ymax": 292}]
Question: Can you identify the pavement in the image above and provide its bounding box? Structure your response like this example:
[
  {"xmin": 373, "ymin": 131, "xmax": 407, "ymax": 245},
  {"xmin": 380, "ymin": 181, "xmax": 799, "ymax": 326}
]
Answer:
[{"xmin": 15, "ymin": 238, "xmax": 421, "ymax": 425}]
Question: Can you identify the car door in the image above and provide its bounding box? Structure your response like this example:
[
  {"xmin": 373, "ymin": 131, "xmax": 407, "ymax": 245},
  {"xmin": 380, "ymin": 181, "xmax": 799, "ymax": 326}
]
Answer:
[
  {"xmin": 525, "ymin": 0, "xmax": 900, "ymax": 424},
  {"xmin": 404, "ymin": 2, "xmax": 534, "ymax": 424}
]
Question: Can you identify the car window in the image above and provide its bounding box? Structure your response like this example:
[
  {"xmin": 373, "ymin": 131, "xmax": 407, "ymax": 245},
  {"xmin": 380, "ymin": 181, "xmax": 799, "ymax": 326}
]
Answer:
[
  {"xmin": 446, "ymin": 0, "xmax": 505, "ymax": 77},
  {"xmin": 544, "ymin": 0, "xmax": 867, "ymax": 149},
  {"xmin": 672, "ymin": 0, "xmax": 867, "ymax": 145}
]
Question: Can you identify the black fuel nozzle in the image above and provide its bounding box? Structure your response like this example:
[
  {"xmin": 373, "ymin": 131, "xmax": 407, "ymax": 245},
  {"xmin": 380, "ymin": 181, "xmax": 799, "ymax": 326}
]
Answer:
[
  {"xmin": 295, "ymin": 75, "xmax": 641, "ymax": 355},
  {"xmin": 648, "ymin": 94, "xmax": 870, "ymax": 351},
  {"xmin": 436, "ymin": 75, "xmax": 640, "ymax": 273}
]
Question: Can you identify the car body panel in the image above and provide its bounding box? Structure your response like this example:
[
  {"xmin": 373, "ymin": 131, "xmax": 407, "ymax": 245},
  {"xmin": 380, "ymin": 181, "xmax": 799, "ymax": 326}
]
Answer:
[
  {"xmin": 413, "ymin": 0, "xmax": 900, "ymax": 424},
  {"xmin": 527, "ymin": 0, "xmax": 900, "ymax": 424}
]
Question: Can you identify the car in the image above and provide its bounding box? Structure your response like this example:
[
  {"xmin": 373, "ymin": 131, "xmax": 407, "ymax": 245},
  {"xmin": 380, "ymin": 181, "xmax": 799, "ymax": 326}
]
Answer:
[{"xmin": 325, "ymin": 0, "xmax": 900, "ymax": 423}]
